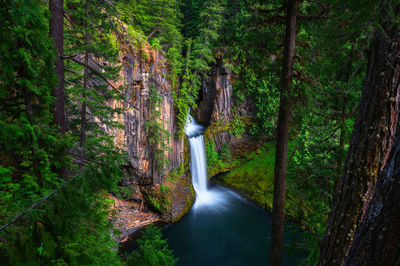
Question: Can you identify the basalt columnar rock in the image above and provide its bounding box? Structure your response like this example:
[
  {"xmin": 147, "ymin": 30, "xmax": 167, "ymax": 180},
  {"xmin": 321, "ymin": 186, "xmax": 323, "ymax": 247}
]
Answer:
[
  {"xmin": 195, "ymin": 59, "xmax": 259, "ymax": 162},
  {"xmin": 109, "ymin": 36, "xmax": 183, "ymax": 185},
  {"xmin": 106, "ymin": 33, "xmax": 193, "ymax": 222},
  {"xmin": 195, "ymin": 59, "xmax": 234, "ymax": 126}
]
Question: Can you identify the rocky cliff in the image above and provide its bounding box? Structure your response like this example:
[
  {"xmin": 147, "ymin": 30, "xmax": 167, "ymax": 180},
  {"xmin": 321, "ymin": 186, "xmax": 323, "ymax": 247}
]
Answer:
[
  {"xmin": 106, "ymin": 33, "xmax": 193, "ymax": 223},
  {"xmin": 110, "ymin": 38, "xmax": 183, "ymax": 185},
  {"xmin": 195, "ymin": 59, "xmax": 259, "ymax": 161},
  {"xmin": 195, "ymin": 59, "xmax": 234, "ymax": 126}
]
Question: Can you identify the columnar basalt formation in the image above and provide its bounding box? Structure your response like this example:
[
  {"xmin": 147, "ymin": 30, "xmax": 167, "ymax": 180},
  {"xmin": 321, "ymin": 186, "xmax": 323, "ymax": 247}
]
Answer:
[
  {"xmin": 109, "ymin": 36, "xmax": 184, "ymax": 186},
  {"xmin": 195, "ymin": 59, "xmax": 258, "ymax": 157},
  {"xmin": 105, "ymin": 33, "xmax": 193, "ymax": 223}
]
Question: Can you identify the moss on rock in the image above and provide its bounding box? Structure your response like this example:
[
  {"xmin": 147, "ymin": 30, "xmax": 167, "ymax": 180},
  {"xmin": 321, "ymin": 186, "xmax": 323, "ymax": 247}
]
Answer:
[{"xmin": 212, "ymin": 142, "xmax": 318, "ymax": 232}]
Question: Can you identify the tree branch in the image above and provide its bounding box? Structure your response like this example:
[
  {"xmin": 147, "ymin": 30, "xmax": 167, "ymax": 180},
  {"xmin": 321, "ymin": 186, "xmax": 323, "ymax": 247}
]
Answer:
[
  {"xmin": 147, "ymin": 26, "xmax": 158, "ymax": 39},
  {"xmin": 63, "ymin": 55, "xmax": 139, "ymax": 111},
  {"xmin": 0, "ymin": 171, "xmax": 83, "ymax": 232}
]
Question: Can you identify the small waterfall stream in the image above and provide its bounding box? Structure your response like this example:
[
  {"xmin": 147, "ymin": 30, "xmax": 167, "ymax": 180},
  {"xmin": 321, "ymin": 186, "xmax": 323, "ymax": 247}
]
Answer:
[
  {"xmin": 162, "ymin": 114, "xmax": 308, "ymax": 265},
  {"xmin": 188, "ymin": 135, "xmax": 208, "ymax": 194},
  {"xmin": 185, "ymin": 115, "xmax": 219, "ymax": 208}
]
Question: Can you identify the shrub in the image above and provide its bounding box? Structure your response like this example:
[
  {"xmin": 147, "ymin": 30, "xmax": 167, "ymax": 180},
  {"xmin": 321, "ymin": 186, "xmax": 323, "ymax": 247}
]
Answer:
[{"xmin": 126, "ymin": 226, "xmax": 177, "ymax": 266}]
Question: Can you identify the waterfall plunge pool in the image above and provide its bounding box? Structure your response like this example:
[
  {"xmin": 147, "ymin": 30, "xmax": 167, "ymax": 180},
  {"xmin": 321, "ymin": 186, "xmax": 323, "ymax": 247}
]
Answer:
[
  {"xmin": 161, "ymin": 115, "xmax": 308, "ymax": 265},
  {"xmin": 162, "ymin": 184, "xmax": 308, "ymax": 265}
]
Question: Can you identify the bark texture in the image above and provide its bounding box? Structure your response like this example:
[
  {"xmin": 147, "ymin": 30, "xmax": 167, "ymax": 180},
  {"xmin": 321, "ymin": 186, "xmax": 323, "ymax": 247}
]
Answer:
[
  {"xmin": 49, "ymin": 0, "xmax": 66, "ymax": 134},
  {"xmin": 318, "ymin": 2, "xmax": 400, "ymax": 265},
  {"xmin": 271, "ymin": 0, "xmax": 297, "ymax": 265},
  {"xmin": 344, "ymin": 129, "xmax": 400, "ymax": 265}
]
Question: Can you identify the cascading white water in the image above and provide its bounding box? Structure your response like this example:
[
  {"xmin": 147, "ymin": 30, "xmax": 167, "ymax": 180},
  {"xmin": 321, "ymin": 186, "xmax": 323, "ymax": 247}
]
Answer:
[
  {"xmin": 188, "ymin": 135, "xmax": 208, "ymax": 194},
  {"xmin": 185, "ymin": 115, "xmax": 220, "ymax": 208}
]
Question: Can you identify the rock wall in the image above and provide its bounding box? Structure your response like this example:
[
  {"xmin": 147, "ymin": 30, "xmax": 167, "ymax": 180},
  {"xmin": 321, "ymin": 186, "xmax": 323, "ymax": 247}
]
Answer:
[
  {"xmin": 105, "ymin": 33, "xmax": 194, "ymax": 223},
  {"xmin": 193, "ymin": 59, "xmax": 264, "ymax": 180},
  {"xmin": 195, "ymin": 59, "xmax": 235, "ymax": 152},
  {"xmin": 195, "ymin": 59, "xmax": 234, "ymax": 126},
  {"xmin": 109, "ymin": 35, "xmax": 184, "ymax": 186},
  {"xmin": 195, "ymin": 59, "xmax": 257, "ymax": 155}
]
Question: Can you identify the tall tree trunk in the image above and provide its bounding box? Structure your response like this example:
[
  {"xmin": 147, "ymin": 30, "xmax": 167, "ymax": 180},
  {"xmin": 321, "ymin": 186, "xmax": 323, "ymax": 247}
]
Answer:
[
  {"xmin": 344, "ymin": 123, "xmax": 400, "ymax": 265},
  {"xmin": 270, "ymin": 0, "xmax": 297, "ymax": 265},
  {"xmin": 49, "ymin": 0, "xmax": 67, "ymax": 180},
  {"xmin": 49, "ymin": 0, "xmax": 66, "ymax": 134},
  {"xmin": 318, "ymin": 2, "xmax": 400, "ymax": 265},
  {"xmin": 80, "ymin": 0, "xmax": 90, "ymax": 155}
]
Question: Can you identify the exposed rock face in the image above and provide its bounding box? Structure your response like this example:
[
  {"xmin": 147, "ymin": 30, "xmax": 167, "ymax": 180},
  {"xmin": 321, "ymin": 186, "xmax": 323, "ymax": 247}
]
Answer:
[
  {"xmin": 142, "ymin": 172, "xmax": 194, "ymax": 222},
  {"xmin": 109, "ymin": 36, "xmax": 184, "ymax": 186},
  {"xmin": 195, "ymin": 59, "xmax": 257, "ymax": 155},
  {"xmin": 196, "ymin": 59, "xmax": 234, "ymax": 126},
  {"xmin": 105, "ymin": 34, "xmax": 194, "ymax": 223}
]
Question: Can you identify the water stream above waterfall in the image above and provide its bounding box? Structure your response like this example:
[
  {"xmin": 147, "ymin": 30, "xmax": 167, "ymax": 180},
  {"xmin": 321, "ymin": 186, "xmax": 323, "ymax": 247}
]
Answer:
[{"xmin": 162, "ymin": 116, "xmax": 308, "ymax": 265}]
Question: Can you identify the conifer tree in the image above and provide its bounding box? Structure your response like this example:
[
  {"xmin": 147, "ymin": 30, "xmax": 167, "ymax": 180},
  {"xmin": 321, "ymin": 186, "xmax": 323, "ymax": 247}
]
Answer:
[
  {"xmin": 271, "ymin": 0, "xmax": 298, "ymax": 265},
  {"xmin": 0, "ymin": 0, "xmax": 68, "ymax": 262}
]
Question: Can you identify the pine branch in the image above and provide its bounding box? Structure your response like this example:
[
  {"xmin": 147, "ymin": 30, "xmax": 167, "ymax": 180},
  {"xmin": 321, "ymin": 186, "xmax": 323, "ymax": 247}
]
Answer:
[
  {"xmin": 0, "ymin": 171, "xmax": 84, "ymax": 232},
  {"xmin": 147, "ymin": 26, "xmax": 158, "ymax": 38},
  {"xmin": 63, "ymin": 55, "xmax": 139, "ymax": 111}
]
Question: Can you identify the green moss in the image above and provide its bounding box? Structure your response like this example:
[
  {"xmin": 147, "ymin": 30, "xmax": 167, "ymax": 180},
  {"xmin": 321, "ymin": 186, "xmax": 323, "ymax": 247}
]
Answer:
[
  {"xmin": 144, "ymin": 161, "xmax": 195, "ymax": 222},
  {"xmin": 143, "ymin": 188, "xmax": 171, "ymax": 214},
  {"xmin": 212, "ymin": 142, "xmax": 318, "ymax": 231}
]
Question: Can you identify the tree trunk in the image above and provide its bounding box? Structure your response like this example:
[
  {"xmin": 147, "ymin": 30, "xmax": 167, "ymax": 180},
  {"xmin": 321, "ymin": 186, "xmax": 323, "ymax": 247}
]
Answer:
[
  {"xmin": 270, "ymin": 0, "xmax": 297, "ymax": 265},
  {"xmin": 318, "ymin": 2, "xmax": 400, "ymax": 264},
  {"xmin": 344, "ymin": 126, "xmax": 400, "ymax": 265},
  {"xmin": 49, "ymin": 0, "xmax": 66, "ymax": 134},
  {"xmin": 80, "ymin": 0, "xmax": 90, "ymax": 154}
]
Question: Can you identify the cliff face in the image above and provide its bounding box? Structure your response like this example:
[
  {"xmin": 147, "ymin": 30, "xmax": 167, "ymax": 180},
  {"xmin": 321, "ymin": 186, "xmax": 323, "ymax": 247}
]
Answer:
[
  {"xmin": 196, "ymin": 60, "xmax": 234, "ymax": 126},
  {"xmin": 195, "ymin": 60, "xmax": 257, "ymax": 155},
  {"xmin": 106, "ymin": 34, "xmax": 194, "ymax": 223},
  {"xmin": 110, "ymin": 37, "xmax": 184, "ymax": 186},
  {"xmin": 195, "ymin": 60, "xmax": 235, "ymax": 151}
]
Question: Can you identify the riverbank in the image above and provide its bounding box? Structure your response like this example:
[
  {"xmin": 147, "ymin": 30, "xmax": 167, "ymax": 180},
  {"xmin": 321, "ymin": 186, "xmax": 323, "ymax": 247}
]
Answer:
[
  {"xmin": 110, "ymin": 195, "xmax": 164, "ymax": 243},
  {"xmin": 209, "ymin": 141, "xmax": 323, "ymax": 233}
]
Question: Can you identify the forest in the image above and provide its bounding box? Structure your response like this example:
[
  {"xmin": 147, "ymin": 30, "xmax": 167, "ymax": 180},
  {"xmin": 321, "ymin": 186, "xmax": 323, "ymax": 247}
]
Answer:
[{"xmin": 1, "ymin": 0, "xmax": 400, "ymax": 265}]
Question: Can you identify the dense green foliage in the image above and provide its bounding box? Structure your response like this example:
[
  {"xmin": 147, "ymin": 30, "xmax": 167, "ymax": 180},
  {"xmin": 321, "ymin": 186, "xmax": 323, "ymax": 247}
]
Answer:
[
  {"xmin": 0, "ymin": 0, "xmax": 391, "ymax": 264},
  {"xmin": 0, "ymin": 0, "xmax": 125, "ymax": 264},
  {"xmin": 145, "ymin": 86, "xmax": 171, "ymax": 172},
  {"xmin": 0, "ymin": 0, "xmax": 62, "ymax": 219},
  {"xmin": 126, "ymin": 226, "xmax": 177, "ymax": 266}
]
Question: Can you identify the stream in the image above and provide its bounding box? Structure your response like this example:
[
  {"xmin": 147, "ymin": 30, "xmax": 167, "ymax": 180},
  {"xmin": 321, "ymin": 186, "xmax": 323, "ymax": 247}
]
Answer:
[{"xmin": 161, "ymin": 115, "xmax": 308, "ymax": 265}]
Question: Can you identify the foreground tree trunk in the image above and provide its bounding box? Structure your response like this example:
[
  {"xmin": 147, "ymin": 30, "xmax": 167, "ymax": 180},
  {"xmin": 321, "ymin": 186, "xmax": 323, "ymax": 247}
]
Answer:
[
  {"xmin": 270, "ymin": 0, "xmax": 297, "ymax": 265},
  {"xmin": 49, "ymin": 0, "xmax": 66, "ymax": 134},
  {"xmin": 80, "ymin": 0, "xmax": 90, "ymax": 155},
  {"xmin": 318, "ymin": 2, "xmax": 400, "ymax": 264},
  {"xmin": 344, "ymin": 125, "xmax": 400, "ymax": 265}
]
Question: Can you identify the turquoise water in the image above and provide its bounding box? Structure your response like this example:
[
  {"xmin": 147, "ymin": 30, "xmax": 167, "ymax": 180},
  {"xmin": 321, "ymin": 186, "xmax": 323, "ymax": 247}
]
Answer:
[{"xmin": 163, "ymin": 185, "xmax": 308, "ymax": 266}]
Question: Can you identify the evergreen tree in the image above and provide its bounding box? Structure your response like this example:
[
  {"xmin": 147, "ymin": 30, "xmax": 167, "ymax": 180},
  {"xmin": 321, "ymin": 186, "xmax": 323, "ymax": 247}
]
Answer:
[
  {"xmin": 319, "ymin": 0, "xmax": 400, "ymax": 264},
  {"xmin": 0, "ymin": 0, "xmax": 68, "ymax": 262}
]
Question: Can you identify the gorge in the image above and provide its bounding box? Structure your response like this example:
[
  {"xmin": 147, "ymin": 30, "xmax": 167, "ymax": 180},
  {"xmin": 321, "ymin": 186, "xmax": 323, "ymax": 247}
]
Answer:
[{"xmin": 2, "ymin": 0, "xmax": 400, "ymax": 265}]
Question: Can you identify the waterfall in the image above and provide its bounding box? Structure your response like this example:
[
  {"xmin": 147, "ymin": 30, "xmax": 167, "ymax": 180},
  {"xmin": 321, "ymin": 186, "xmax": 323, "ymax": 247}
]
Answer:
[
  {"xmin": 185, "ymin": 115, "xmax": 214, "ymax": 207},
  {"xmin": 188, "ymin": 135, "xmax": 208, "ymax": 194}
]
